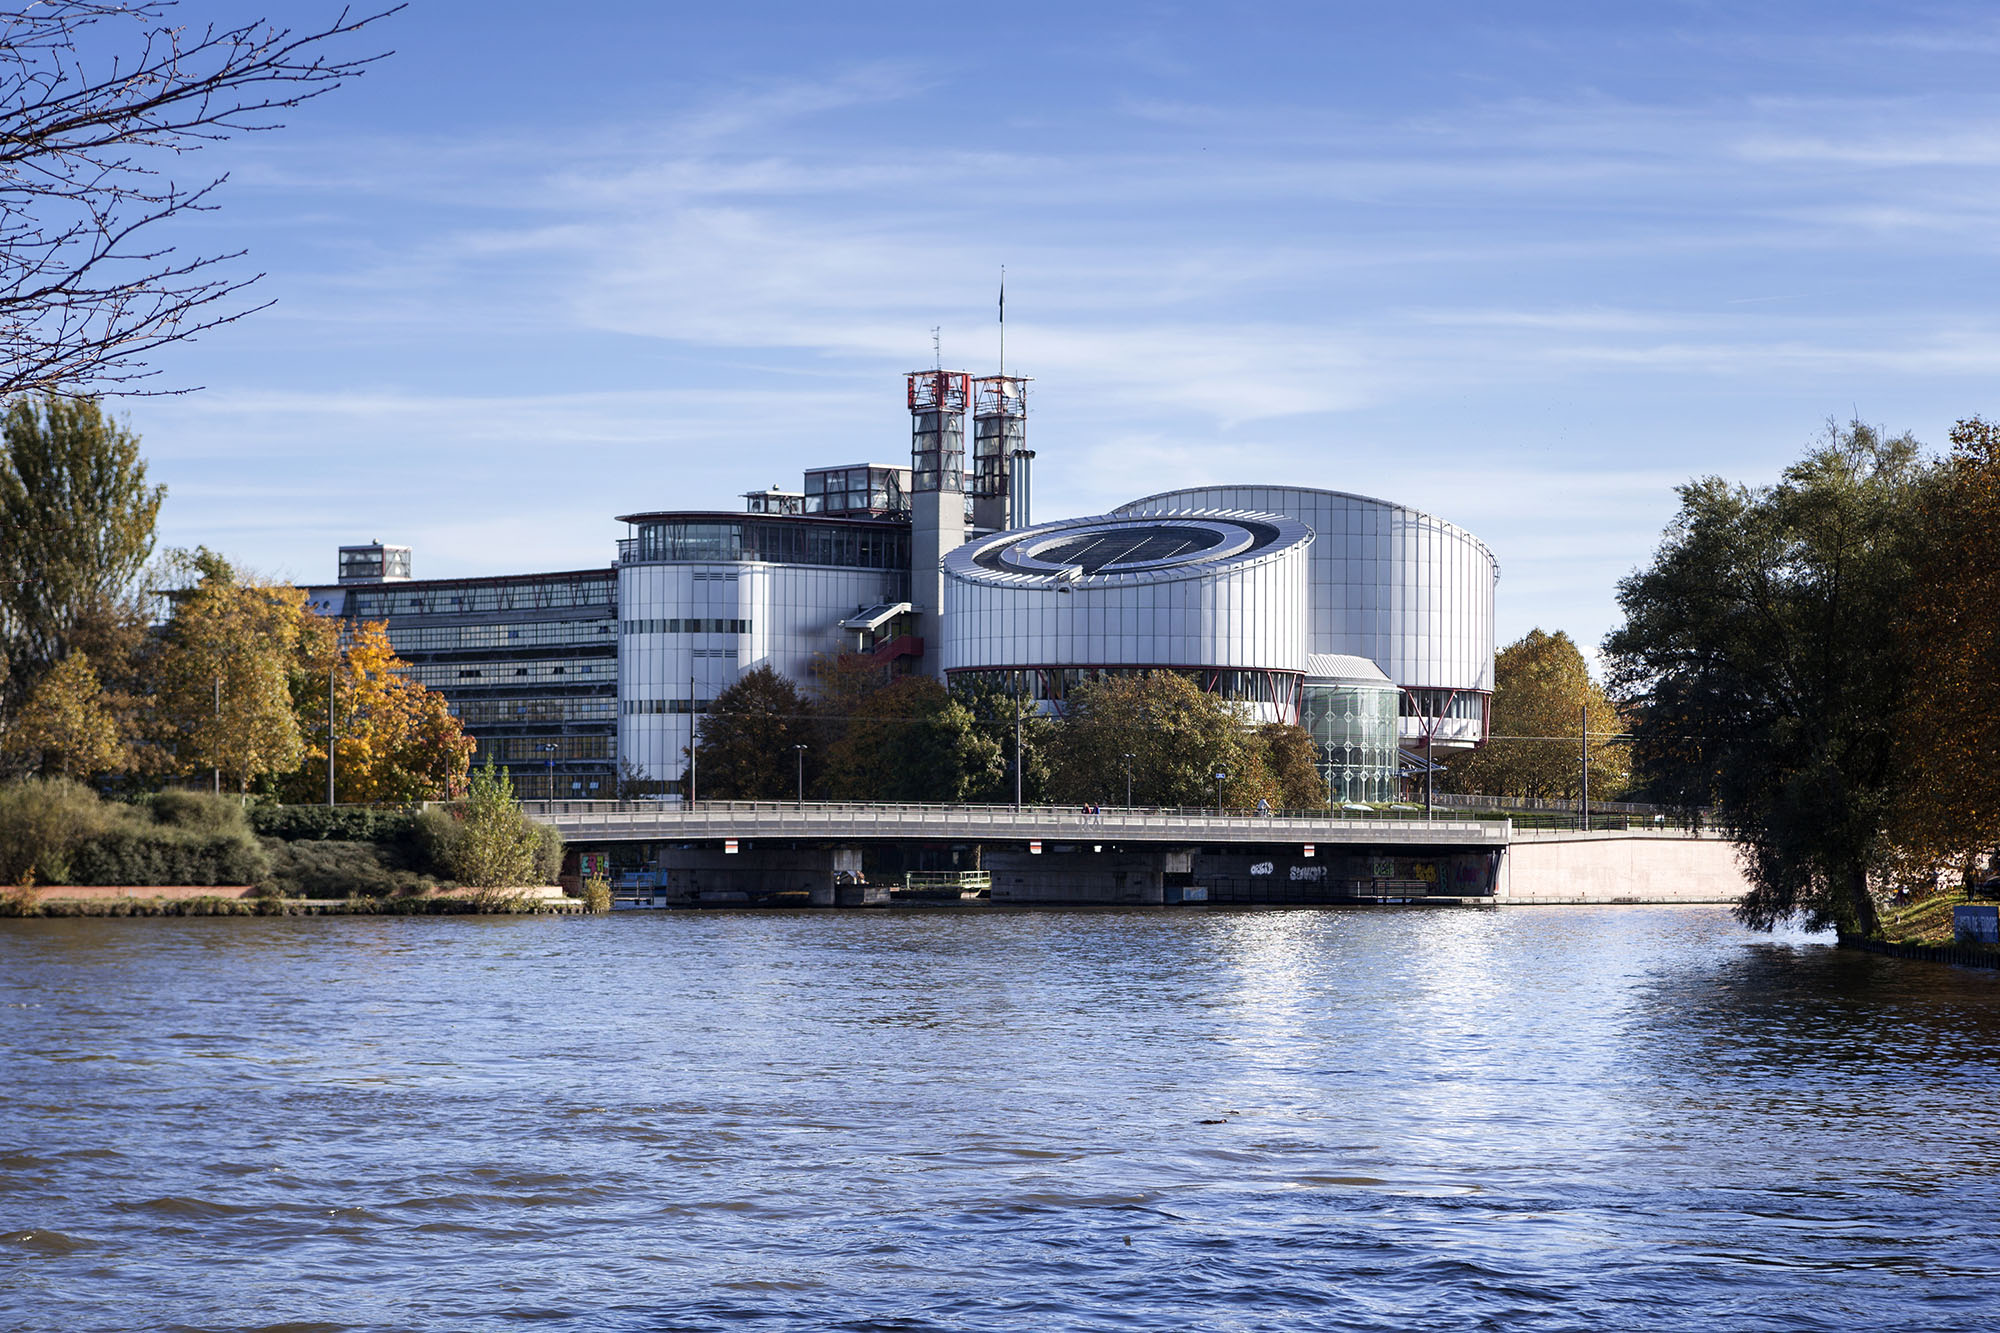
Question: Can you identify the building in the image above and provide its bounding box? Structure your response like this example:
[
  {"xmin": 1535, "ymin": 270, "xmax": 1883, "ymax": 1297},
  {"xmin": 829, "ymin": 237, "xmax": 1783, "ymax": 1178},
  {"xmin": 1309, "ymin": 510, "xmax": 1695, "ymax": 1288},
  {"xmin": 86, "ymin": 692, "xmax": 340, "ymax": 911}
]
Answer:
[
  {"xmin": 308, "ymin": 546, "xmax": 618, "ymax": 801},
  {"xmin": 613, "ymin": 509, "xmax": 911, "ymax": 796},
  {"xmin": 1112, "ymin": 485, "xmax": 1498, "ymax": 753},
  {"xmin": 309, "ymin": 370, "xmax": 1497, "ymax": 801},
  {"xmin": 939, "ymin": 510, "xmax": 1314, "ymax": 721}
]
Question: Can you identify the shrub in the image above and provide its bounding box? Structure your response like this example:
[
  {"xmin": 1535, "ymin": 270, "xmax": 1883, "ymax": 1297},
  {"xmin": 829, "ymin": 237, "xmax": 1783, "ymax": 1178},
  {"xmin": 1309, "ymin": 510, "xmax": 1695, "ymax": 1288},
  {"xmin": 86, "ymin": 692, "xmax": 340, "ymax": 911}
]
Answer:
[
  {"xmin": 425, "ymin": 763, "xmax": 559, "ymax": 888},
  {"xmin": 0, "ymin": 777, "xmax": 121, "ymax": 883},
  {"xmin": 581, "ymin": 876, "xmax": 611, "ymax": 913},
  {"xmin": 261, "ymin": 839, "xmax": 435, "ymax": 898},
  {"xmin": 144, "ymin": 790, "xmax": 253, "ymax": 838},
  {"xmin": 250, "ymin": 804, "xmax": 421, "ymax": 845}
]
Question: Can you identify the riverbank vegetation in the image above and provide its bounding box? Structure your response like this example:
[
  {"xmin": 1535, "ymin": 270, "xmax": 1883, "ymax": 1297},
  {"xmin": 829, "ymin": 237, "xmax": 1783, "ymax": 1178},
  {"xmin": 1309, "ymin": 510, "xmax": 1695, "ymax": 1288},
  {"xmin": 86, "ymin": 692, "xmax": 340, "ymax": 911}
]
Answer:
[
  {"xmin": 1605, "ymin": 417, "xmax": 2000, "ymax": 937},
  {"xmin": 691, "ymin": 663, "xmax": 1327, "ymax": 811},
  {"xmin": 0, "ymin": 762, "xmax": 562, "ymax": 911},
  {"xmin": 0, "ymin": 395, "xmax": 474, "ymax": 801}
]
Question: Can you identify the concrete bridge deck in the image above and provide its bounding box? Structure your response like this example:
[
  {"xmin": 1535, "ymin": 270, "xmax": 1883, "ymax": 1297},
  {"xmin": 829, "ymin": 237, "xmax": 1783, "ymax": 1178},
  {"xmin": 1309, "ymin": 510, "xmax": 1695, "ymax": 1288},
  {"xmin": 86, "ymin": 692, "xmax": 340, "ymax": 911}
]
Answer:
[{"xmin": 522, "ymin": 799, "xmax": 1512, "ymax": 849}]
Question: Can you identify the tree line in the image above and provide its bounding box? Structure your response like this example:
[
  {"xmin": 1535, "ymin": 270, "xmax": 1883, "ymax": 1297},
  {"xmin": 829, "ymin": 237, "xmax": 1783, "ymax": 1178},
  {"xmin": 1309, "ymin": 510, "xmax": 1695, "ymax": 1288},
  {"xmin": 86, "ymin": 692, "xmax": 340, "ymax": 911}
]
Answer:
[
  {"xmin": 1600, "ymin": 418, "xmax": 2000, "ymax": 936},
  {"xmin": 0, "ymin": 393, "xmax": 473, "ymax": 801},
  {"xmin": 693, "ymin": 659, "xmax": 1329, "ymax": 811}
]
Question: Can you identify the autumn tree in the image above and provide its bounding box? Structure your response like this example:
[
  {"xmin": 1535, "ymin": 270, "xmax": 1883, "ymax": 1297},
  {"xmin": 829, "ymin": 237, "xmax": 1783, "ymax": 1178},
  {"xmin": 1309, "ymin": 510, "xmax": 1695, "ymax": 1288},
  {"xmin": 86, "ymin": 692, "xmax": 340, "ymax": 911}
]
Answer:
[
  {"xmin": 281, "ymin": 619, "xmax": 473, "ymax": 803},
  {"xmin": 1446, "ymin": 629, "xmax": 1628, "ymax": 801},
  {"xmin": 692, "ymin": 665, "xmax": 814, "ymax": 800},
  {"xmin": 0, "ymin": 651, "xmax": 123, "ymax": 778},
  {"xmin": 1889, "ymin": 416, "xmax": 2000, "ymax": 880},
  {"xmin": 1049, "ymin": 671, "xmax": 1278, "ymax": 808},
  {"xmin": 154, "ymin": 551, "xmax": 312, "ymax": 792},
  {"xmin": 1258, "ymin": 721, "xmax": 1330, "ymax": 810},
  {"xmin": 1603, "ymin": 421, "xmax": 1930, "ymax": 935},
  {"xmin": 0, "ymin": 393, "xmax": 162, "ymax": 725},
  {"xmin": 0, "ymin": 3, "xmax": 398, "ymax": 398}
]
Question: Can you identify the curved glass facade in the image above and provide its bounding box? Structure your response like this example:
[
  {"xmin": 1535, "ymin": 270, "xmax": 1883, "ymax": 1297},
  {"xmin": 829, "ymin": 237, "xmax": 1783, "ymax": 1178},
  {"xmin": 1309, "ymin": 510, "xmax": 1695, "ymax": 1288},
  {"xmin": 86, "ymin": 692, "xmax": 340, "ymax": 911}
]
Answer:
[
  {"xmin": 618, "ymin": 518, "xmax": 908, "ymax": 570},
  {"xmin": 1302, "ymin": 682, "xmax": 1400, "ymax": 804}
]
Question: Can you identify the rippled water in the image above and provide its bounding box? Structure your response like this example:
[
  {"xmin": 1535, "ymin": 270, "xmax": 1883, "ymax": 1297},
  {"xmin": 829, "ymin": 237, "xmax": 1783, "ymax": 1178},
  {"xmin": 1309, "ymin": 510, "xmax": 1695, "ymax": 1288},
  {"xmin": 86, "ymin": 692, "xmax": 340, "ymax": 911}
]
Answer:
[{"xmin": 3, "ymin": 906, "xmax": 1998, "ymax": 1332}]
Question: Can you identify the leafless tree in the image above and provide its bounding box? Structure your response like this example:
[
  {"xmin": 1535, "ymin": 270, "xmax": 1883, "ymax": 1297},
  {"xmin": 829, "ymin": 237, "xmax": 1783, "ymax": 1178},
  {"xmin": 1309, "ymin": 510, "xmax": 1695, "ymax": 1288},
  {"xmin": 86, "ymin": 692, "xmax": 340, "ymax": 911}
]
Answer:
[{"xmin": 0, "ymin": 3, "xmax": 400, "ymax": 398}]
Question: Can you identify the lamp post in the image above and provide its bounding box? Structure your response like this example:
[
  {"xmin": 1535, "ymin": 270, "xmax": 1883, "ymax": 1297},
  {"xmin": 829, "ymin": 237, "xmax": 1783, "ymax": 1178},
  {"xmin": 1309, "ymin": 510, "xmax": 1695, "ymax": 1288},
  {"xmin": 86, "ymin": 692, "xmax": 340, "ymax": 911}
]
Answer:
[
  {"xmin": 794, "ymin": 743, "xmax": 809, "ymax": 808},
  {"xmin": 542, "ymin": 741, "xmax": 558, "ymax": 802},
  {"xmin": 1213, "ymin": 769, "xmax": 1227, "ymax": 816},
  {"xmin": 1122, "ymin": 752, "xmax": 1134, "ymax": 809},
  {"xmin": 212, "ymin": 676, "xmax": 221, "ymax": 796}
]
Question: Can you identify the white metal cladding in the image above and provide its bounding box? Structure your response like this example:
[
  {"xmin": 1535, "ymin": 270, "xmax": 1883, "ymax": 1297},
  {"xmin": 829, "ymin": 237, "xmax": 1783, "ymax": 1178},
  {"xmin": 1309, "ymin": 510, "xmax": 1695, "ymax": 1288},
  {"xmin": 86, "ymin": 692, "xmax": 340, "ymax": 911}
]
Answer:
[
  {"xmin": 942, "ymin": 511, "xmax": 1310, "ymax": 675},
  {"xmin": 616, "ymin": 559, "xmax": 903, "ymax": 788},
  {"xmin": 1113, "ymin": 486, "xmax": 1497, "ymax": 698}
]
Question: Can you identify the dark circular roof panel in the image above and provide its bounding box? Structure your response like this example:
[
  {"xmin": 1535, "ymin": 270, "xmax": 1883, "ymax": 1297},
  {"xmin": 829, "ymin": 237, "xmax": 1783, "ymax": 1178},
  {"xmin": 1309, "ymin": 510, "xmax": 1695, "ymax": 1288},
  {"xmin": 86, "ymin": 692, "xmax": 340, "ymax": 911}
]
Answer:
[{"xmin": 949, "ymin": 510, "xmax": 1311, "ymax": 589}]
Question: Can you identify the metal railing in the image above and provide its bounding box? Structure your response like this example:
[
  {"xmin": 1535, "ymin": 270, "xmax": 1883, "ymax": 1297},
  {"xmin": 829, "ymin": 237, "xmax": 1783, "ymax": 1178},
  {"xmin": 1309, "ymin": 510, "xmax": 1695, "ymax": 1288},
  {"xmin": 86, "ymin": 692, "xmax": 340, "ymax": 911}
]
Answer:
[{"xmin": 518, "ymin": 798, "xmax": 1511, "ymax": 846}]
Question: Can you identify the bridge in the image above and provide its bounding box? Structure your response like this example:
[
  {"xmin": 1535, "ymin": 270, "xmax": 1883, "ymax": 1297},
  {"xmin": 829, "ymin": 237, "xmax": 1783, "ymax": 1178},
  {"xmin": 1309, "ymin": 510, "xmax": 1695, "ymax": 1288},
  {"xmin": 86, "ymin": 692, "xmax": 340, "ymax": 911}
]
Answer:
[
  {"xmin": 523, "ymin": 800, "xmax": 1512, "ymax": 907},
  {"xmin": 521, "ymin": 798, "xmax": 1510, "ymax": 851}
]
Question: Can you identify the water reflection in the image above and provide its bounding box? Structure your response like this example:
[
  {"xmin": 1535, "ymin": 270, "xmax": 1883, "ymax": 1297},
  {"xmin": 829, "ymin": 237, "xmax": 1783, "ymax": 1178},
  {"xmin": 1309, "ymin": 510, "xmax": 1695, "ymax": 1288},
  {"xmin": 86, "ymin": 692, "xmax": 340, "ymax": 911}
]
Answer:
[{"xmin": 2, "ymin": 909, "xmax": 1998, "ymax": 1331}]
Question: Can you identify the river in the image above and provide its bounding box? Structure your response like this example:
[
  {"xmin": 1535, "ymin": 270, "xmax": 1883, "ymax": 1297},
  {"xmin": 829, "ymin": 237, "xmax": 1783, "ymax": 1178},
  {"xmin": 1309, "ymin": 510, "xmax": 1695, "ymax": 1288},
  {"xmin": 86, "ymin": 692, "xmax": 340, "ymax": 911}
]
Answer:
[{"xmin": 2, "ymin": 906, "xmax": 1997, "ymax": 1331}]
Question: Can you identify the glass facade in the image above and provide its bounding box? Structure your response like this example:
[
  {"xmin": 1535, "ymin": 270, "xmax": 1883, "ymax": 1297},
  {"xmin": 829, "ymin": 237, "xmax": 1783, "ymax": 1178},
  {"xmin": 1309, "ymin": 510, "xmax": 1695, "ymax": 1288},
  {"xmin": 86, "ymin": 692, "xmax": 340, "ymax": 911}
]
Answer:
[
  {"xmin": 1111, "ymin": 486, "xmax": 1497, "ymax": 749},
  {"xmin": 618, "ymin": 518, "xmax": 908, "ymax": 570},
  {"xmin": 1303, "ymin": 682, "xmax": 1401, "ymax": 804},
  {"xmin": 803, "ymin": 466, "xmax": 909, "ymax": 518},
  {"xmin": 948, "ymin": 666, "xmax": 1302, "ymax": 714},
  {"xmin": 326, "ymin": 570, "xmax": 618, "ymax": 801}
]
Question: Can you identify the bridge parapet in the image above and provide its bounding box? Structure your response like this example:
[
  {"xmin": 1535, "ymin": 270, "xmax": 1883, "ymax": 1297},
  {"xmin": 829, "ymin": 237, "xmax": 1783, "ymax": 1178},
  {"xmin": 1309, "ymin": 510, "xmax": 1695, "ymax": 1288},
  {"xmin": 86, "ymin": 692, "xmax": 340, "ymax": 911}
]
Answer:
[{"xmin": 523, "ymin": 799, "xmax": 1511, "ymax": 847}]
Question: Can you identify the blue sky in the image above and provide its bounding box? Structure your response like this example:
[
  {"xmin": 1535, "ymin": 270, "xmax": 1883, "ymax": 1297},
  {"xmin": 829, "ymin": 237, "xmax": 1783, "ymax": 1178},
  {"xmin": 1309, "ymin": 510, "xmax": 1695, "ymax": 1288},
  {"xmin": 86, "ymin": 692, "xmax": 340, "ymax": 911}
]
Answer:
[{"xmin": 123, "ymin": 1, "xmax": 2000, "ymax": 660}]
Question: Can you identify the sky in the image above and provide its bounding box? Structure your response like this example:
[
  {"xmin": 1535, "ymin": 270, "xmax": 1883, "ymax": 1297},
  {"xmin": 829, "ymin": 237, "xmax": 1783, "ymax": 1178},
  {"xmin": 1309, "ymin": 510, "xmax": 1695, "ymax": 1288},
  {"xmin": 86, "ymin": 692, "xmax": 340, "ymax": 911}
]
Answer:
[{"xmin": 105, "ymin": 0, "xmax": 2000, "ymax": 662}]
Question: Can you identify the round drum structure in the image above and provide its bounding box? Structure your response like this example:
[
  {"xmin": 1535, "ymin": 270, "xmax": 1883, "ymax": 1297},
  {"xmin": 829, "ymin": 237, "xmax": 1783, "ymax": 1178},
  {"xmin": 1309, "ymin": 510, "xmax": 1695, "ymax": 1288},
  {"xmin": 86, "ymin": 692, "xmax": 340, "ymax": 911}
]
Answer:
[
  {"xmin": 942, "ymin": 510, "xmax": 1312, "ymax": 721},
  {"xmin": 1113, "ymin": 485, "xmax": 1496, "ymax": 750}
]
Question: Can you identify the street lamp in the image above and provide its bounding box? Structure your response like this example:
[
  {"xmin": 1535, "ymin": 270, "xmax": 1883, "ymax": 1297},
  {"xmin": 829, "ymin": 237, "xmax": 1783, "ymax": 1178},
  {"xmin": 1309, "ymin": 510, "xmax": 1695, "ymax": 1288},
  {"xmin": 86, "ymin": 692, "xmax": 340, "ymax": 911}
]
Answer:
[
  {"xmin": 542, "ymin": 741, "xmax": 558, "ymax": 802},
  {"xmin": 1213, "ymin": 769, "xmax": 1227, "ymax": 816},
  {"xmin": 1122, "ymin": 752, "xmax": 1134, "ymax": 809},
  {"xmin": 794, "ymin": 743, "xmax": 809, "ymax": 808}
]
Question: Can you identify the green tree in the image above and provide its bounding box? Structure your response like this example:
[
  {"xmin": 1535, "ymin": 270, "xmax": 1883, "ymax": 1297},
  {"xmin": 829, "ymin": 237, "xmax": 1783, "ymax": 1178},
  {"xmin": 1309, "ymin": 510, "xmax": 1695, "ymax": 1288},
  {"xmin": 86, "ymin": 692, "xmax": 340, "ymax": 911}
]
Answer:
[
  {"xmin": 1446, "ymin": 630, "xmax": 1628, "ymax": 801},
  {"xmin": 693, "ymin": 665, "xmax": 814, "ymax": 800},
  {"xmin": 812, "ymin": 657, "xmax": 1004, "ymax": 802},
  {"xmin": 0, "ymin": 394, "xmax": 163, "ymax": 721},
  {"xmin": 426, "ymin": 761, "xmax": 553, "ymax": 887},
  {"xmin": 154, "ymin": 551, "xmax": 311, "ymax": 792},
  {"xmin": 1, "ymin": 652, "xmax": 124, "ymax": 778},
  {"xmin": 949, "ymin": 674, "xmax": 1057, "ymax": 804},
  {"xmin": 1050, "ymin": 671, "xmax": 1270, "ymax": 808},
  {"xmin": 1603, "ymin": 421, "xmax": 1930, "ymax": 935}
]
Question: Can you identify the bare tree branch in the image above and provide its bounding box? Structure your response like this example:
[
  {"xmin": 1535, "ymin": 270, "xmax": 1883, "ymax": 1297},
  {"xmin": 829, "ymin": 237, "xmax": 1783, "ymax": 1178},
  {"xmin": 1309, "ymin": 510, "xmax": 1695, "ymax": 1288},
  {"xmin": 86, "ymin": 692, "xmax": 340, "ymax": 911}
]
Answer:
[{"xmin": 0, "ymin": 2, "xmax": 402, "ymax": 398}]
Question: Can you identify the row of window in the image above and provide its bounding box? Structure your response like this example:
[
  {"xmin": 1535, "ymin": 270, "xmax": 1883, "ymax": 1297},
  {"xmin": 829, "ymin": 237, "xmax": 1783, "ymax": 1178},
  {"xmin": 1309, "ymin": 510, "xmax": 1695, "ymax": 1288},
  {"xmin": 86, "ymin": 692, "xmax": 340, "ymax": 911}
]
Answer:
[
  {"xmin": 389, "ymin": 621, "xmax": 616, "ymax": 652},
  {"xmin": 621, "ymin": 618, "xmax": 751, "ymax": 635},
  {"xmin": 406, "ymin": 659, "xmax": 615, "ymax": 688},
  {"xmin": 622, "ymin": 519, "xmax": 910, "ymax": 569},
  {"xmin": 621, "ymin": 699, "xmax": 711, "ymax": 715},
  {"xmin": 349, "ymin": 574, "xmax": 614, "ymax": 619},
  {"xmin": 451, "ymin": 697, "xmax": 619, "ymax": 725},
  {"xmin": 473, "ymin": 736, "xmax": 614, "ymax": 762},
  {"xmin": 1399, "ymin": 689, "xmax": 1488, "ymax": 722}
]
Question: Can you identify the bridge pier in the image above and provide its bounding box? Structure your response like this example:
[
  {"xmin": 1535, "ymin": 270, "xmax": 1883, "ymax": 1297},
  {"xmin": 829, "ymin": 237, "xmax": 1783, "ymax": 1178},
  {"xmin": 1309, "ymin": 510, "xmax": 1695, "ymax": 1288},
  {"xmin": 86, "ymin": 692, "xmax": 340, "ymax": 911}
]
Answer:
[
  {"xmin": 656, "ymin": 843, "xmax": 888, "ymax": 907},
  {"xmin": 986, "ymin": 846, "xmax": 1172, "ymax": 905}
]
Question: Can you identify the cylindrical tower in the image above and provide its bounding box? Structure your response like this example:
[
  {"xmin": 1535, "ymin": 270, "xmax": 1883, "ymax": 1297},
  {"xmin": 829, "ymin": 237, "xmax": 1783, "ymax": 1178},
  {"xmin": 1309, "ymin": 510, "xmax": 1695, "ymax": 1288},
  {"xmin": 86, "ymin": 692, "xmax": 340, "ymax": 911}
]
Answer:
[
  {"xmin": 970, "ymin": 374, "xmax": 1030, "ymax": 532},
  {"xmin": 907, "ymin": 369, "xmax": 969, "ymax": 675}
]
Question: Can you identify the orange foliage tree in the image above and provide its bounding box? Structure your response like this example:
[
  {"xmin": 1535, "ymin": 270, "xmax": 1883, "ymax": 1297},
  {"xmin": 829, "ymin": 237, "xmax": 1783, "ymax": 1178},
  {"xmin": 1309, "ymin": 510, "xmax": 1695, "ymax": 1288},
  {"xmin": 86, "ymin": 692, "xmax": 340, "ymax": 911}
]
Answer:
[
  {"xmin": 283, "ymin": 619, "xmax": 474, "ymax": 804},
  {"xmin": 1891, "ymin": 417, "xmax": 2000, "ymax": 884}
]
